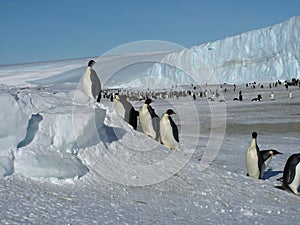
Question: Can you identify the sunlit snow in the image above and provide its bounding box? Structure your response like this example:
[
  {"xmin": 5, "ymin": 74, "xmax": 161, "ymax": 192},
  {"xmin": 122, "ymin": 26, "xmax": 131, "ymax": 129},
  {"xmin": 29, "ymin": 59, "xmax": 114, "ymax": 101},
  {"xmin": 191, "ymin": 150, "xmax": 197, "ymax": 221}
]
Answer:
[{"xmin": 0, "ymin": 16, "xmax": 299, "ymax": 224}]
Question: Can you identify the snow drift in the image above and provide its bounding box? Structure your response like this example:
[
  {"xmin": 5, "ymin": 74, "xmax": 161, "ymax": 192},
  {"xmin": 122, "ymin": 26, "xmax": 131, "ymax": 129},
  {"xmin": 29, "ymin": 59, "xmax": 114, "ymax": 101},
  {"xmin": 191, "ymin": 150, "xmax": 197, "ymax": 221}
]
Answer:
[{"xmin": 0, "ymin": 84, "xmax": 106, "ymax": 178}]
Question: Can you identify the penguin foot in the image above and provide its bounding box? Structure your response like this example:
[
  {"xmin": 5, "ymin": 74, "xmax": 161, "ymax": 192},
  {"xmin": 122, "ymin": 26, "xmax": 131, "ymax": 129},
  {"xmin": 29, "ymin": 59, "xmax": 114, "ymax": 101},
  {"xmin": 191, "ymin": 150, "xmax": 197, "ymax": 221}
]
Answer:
[
  {"xmin": 277, "ymin": 176, "xmax": 283, "ymax": 182},
  {"xmin": 275, "ymin": 185, "xmax": 285, "ymax": 191}
]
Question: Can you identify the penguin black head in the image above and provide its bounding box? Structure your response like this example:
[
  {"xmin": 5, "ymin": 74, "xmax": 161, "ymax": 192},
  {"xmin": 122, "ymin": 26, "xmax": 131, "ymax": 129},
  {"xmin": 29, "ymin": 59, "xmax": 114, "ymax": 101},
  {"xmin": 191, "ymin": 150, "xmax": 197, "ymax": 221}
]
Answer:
[
  {"xmin": 252, "ymin": 132, "xmax": 257, "ymax": 139},
  {"xmin": 88, "ymin": 60, "xmax": 96, "ymax": 67},
  {"xmin": 145, "ymin": 98, "xmax": 152, "ymax": 105},
  {"xmin": 113, "ymin": 93, "xmax": 120, "ymax": 100},
  {"xmin": 166, "ymin": 109, "xmax": 176, "ymax": 115}
]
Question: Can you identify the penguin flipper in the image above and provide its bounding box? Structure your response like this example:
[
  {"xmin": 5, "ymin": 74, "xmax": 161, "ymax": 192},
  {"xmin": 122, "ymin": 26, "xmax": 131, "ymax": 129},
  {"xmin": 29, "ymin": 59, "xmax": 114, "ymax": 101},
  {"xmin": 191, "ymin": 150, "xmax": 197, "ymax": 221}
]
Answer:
[
  {"xmin": 127, "ymin": 108, "xmax": 137, "ymax": 130},
  {"xmin": 169, "ymin": 116, "xmax": 179, "ymax": 142},
  {"xmin": 275, "ymin": 185, "xmax": 295, "ymax": 194},
  {"xmin": 96, "ymin": 90, "xmax": 102, "ymax": 103},
  {"xmin": 277, "ymin": 176, "xmax": 283, "ymax": 182},
  {"xmin": 147, "ymin": 105, "xmax": 159, "ymax": 118},
  {"xmin": 257, "ymin": 151, "xmax": 263, "ymax": 179},
  {"xmin": 275, "ymin": 185, "xmax": 288, "ymax": 191}
]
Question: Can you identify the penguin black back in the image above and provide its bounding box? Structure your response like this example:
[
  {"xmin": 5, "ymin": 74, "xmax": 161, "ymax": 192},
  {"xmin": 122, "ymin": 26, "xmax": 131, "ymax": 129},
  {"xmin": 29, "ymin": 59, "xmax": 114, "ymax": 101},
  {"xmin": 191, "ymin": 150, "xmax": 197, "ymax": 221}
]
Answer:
[
  {"xmin": 283, "ymin": 153, "xmax": 300, "ymax": 187},
  {"xmin": 167, "ymin": 110, "xmax": 179, "ymax": 142},
  {"xmin": 253, "ymin": 132, "xmax": 263, "ymax": 177},
  {"xmin": 147, "ymin": 104, "xmax": 159, "ymax": 119}
]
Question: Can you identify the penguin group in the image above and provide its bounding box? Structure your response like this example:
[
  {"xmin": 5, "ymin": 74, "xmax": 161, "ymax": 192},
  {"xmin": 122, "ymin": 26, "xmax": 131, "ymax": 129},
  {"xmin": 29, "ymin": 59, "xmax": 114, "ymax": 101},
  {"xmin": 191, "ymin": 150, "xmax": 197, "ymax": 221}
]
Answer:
[
  {"xmin": 81, "ymin": 60, "xmax": 180, "ymax": 150},
  {"xmin": 82, "ymin": 61, "xmax": 299, "ymax": 194},
  {"xmin": 245, "ymin": 132, "xmax": 300, "ymax": 195},
  {"xmin": 113, "ymin": 96, "xmax": 180, "ymax": 150}
]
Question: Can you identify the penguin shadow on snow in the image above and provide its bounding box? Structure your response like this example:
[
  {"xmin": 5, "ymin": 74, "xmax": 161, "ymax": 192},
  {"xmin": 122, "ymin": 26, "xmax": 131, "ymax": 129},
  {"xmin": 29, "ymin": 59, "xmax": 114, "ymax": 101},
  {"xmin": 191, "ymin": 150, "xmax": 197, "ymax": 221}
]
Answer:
[
  {"xmin": 75, "ymin": 124, "xmax": 127, "ymax": 149},
  {"xmin": 97, "ymin": 125, "xmax": 127, "ymax": 144},
  {"xmin": 261, "ymin": 169, "xmax": 283, "ymax": 180}
]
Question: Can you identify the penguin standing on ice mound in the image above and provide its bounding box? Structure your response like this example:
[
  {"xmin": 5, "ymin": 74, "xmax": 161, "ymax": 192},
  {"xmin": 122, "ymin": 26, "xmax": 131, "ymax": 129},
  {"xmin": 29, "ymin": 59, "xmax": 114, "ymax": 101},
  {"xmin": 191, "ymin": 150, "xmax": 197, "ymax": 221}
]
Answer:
[
  {"xmin": 113, "ymin": 94, "xmax": 138, "ymax": 130},
  {"xmin": 160, "ymin": 109, "xmax": 179, "ymax": 150},
  {"xmin": 276, "ymin": 153, "xmax": 300, "ymax": 195},
  {"xmin": 260, "ymin": 149, "xmax": 282, "ymax": 173},
  {"xmin": 124, "ymin": 96, "xmax": 139, "ymax": 130},
  {"xmin": 113, "ymin": 93, "xmax": 126, "ymax": 119},
  {"xmin": 82, "ymin": 60, "xmax": 102, "ymax": 102},
  {"xmin": 139, "ymin": 98, "xmax": 160, "ymax": 141},
  {"xmin": 245, "ymin": 132, "xmax": 263, "ymax": 179}
]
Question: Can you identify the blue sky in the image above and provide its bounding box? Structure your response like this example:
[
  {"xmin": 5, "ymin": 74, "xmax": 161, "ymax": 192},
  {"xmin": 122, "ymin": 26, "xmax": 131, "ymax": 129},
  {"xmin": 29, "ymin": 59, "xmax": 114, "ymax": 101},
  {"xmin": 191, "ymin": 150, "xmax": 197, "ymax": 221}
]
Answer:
[{"xmin": 0, "ymin": 0, "xmax": 299, "ymax": 65}]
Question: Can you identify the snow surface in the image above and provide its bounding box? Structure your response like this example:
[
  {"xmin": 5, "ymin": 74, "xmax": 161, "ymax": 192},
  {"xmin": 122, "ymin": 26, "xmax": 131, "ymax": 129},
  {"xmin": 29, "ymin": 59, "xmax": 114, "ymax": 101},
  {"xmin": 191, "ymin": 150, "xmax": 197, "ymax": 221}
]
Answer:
[{"xmin": 0, "ymin": 17, "xmax": 300, "ymax": 224}]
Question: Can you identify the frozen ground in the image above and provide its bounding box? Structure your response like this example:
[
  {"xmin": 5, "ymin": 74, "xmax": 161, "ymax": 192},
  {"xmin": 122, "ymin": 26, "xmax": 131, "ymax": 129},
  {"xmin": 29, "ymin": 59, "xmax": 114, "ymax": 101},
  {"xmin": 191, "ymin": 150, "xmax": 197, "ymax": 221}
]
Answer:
[{"xmin": 0, "ymin": 75, "xmax": 299, "ymax": 224}]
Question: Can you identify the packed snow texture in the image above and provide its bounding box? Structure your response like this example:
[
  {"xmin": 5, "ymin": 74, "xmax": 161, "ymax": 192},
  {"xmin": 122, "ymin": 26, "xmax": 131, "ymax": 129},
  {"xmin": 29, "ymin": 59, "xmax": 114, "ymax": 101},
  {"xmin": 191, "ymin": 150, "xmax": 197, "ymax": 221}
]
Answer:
[
  {"xmin": 0, "ymin": 16, "xmax": 300, "ymax": 224},
  {"xmin": 0, "ymin": 81, "xmax": 300, "ymax": 224}
]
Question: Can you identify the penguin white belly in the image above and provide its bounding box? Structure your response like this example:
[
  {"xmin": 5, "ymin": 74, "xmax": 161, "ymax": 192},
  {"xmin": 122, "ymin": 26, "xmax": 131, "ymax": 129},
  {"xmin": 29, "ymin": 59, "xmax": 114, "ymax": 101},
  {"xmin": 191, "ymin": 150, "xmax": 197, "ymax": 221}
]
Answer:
[
  {"xmin": 246, "ymin": 150, "xmax": 260, "ymax": 178},
  {"xmin": 160, "ymin": 117, "xmax": 179, "ymax": 150},
  {"xmin": 288, "ymin": 163, "xmax": 300, "ymax": 195},
  {"xmin": 82, "ymin": 74, "xmax": 93, "ymax": 99},
  {"xmin": 139, "ymin": 107, "xmax": 156, "ymax": 138},
  {"xmin": 113, "ymin": 101, "xmax": 125, "ymax": 119}
]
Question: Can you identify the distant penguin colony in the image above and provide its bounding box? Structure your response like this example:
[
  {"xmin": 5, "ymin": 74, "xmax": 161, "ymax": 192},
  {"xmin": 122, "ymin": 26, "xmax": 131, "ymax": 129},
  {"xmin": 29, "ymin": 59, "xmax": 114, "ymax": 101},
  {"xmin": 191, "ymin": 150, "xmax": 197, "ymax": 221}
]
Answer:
[
  {"xmin": 160, "ymin": 109, "xmax": 179, "ymax": 150},
  {"xmin": 93, "ymin": 81, "xmax": 300, "ymax": 195},
  {"xmin": 245, "ymin": 132, "xmax": 263, "ymax": 179},
  {"xmin": 82, "ymin": 60, "xmax": 102, "ymax": 102},
  {"xmin": 139, "ymin": 98, "xmax": 160, "ymax": 141}
]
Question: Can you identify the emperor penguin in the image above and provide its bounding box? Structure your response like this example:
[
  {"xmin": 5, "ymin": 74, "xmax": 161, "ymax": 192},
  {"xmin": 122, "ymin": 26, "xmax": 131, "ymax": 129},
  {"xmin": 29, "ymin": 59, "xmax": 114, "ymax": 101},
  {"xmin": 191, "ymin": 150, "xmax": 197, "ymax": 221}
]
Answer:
[
  {"xmin": 160, "ymin": 109, "xmax": 179, "ymax": 150},
  {"xmin": 113, "ymin": 93, "xmax": 126, "ymax": 119},
  {"xmin": 277, "ymin": 153, "xmax": 300, "ymax": 195},
  {"xmin": 113, "ymin": 94, "xmax": 138, "ymax": 130},
  {"xmin": 123, "ymin": 96, "xmax": 138, "ymax": 130},
  {"xmin": 139, "ymin": 98, "xmax": 160, "ymax": 141},
  {"xmin": 82, "ymin": 60, "xmax": 102, "ymax": 102},
  {"xmin": 245, "ymin": 132, "xmax": 263, "ymax": 179},
  {"xmin": 260, "ymin": 149, "xmax": 282, "ymax": 173}
]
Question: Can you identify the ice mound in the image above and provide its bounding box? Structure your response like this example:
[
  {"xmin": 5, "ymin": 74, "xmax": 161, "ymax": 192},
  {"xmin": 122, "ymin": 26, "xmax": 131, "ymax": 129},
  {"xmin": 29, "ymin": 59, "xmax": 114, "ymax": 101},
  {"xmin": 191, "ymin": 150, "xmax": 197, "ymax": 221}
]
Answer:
[
  {"xmin": 19, "ymin": 106, "xmax": 106, "ymax": 151},
  {"xmin": 0, "ymin": 90, "xmax": 29, "ymax": 176},
  {"xmin": 0, "ymin": 85, "xmax": 107, "ymax": 179},
  {"xmin": 0, "ymin": 92, "xmax": 29, "ymax": 151},
  {"xmin": 14, "ymin": 147, "xmax": 89, "ymax": 179}
]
